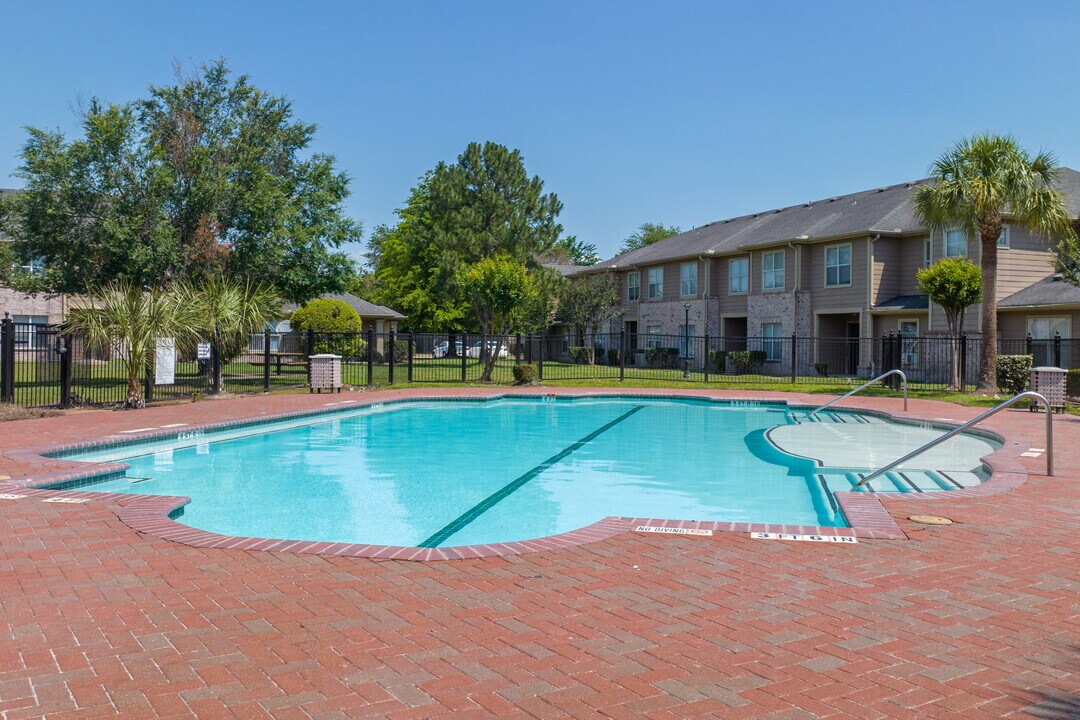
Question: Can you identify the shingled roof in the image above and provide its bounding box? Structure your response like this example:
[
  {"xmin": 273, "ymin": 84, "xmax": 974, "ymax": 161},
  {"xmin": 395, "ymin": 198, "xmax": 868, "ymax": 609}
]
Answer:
[
  {"xmin": 999, "ymin": 274, "xmax": 1080, "ymax": 309},
  {"xmin": 584, "ymin": 168, "xmax": 1080, "ymax": 271},
  {"xmin": 282, "ymin": 293, "xmax": 406, "ymax": 320}
]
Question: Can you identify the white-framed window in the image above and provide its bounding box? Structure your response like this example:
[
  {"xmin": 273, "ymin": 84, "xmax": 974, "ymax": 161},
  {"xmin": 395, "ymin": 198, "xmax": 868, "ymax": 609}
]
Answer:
[
  {"xmin": 945, "ymin": 229, "xmax": 967, "ymax": 258},
  {"xmin": 561, "ymin": 328, "xmax": 571, "ymax": 353},
  {"xmin": 680, "ymin": 262, "xmax": 697, "ymax": 297},
  {"xmin": 997, "ymin": 225, "xmax": 1010, "ymax": 248},
  {"xmin": 645, "ymin": 324, "xmax": 662, "ymax": 349},
  {"xmin": 899, "ymin": 318, "xmax": 919, "ymax": 366},
  {"xmin": 17, "ymin": 256, "xmax": 46, "ymax": 275},
  {"xmin": 1028, "ymin": 316, "xmax": 1071, "ymax": 366},
  {"xmin": 627, "ymin": 272, "xmax": 640, "ymax": 301},
  {"xmin": 824, "ymin": 244, "xmax": 852, "ymax": 287},
  {"xmin": 924, "ymin": 238, "xmax": 931, "ymax": 268},
  {"xmin": 729, "ymin": 257, "xmax": 748, "ymax": 294},
  {"xmin": 12, "ymin": 314, "xmax": 49, "ymax": 348},
  {"xmin": 647, "ymin": 268, "xmax": 663, "ymax": 299},
  {"xmin": 762, "ymin": 322, "xmax": 783, "ymax": 361},
  {"xmin": 762, "ymin": 250, "xmax": 785, "ymax": 291},
  {"xmin": 1028, "ymin": 317, "xmax": 1069, "ymax": 340},
  {"xmin": 678, "ymin": 325, "xmax": 696, "ymax": 358}
]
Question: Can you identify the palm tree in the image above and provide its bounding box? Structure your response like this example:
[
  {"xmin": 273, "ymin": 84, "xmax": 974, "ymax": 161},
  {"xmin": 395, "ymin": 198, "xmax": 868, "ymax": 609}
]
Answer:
[
  {"xmin": 914, "ymin": 134, "xmax": 1074, "ymax": 392},
  {"xmin": 184, "ymin": 274, "xmax": 281, "ymax": 394},
  {"xmin": 65, "ymin": 283, "xmax": 201, "ymax": 408}
]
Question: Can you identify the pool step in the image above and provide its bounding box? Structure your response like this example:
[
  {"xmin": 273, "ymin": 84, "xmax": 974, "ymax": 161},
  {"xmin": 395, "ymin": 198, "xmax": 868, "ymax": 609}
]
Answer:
[
  {"xmin": 816, "ymin": 469, "xmax": 983, "ymax": 494},
  {"xmin": 790, "ymin": 410, "xmax": 881, "ymax": 425}
]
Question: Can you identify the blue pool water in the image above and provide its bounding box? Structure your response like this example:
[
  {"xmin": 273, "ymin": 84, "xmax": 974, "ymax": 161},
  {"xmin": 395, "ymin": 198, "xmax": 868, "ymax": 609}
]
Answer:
[{"xmin": 56, "ymin": 397, "xmax": 999, "ymax": 547}]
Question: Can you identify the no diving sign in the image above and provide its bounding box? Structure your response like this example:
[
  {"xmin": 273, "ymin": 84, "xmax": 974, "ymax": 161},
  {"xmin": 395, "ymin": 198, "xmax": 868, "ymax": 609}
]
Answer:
[{"xmin": 635, "ymin": 525, "xmax": 713, "ymax": 537}]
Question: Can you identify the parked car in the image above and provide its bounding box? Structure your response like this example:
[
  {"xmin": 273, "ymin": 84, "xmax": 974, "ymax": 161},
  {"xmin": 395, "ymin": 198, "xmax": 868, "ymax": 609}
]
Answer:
[
  {"xmin": 466, "ymin": 341, "xmax": 510, "ymax": 359},
  {"xmin": 432, "ymin": 340, "xmax": 464, "ymax": 358}
]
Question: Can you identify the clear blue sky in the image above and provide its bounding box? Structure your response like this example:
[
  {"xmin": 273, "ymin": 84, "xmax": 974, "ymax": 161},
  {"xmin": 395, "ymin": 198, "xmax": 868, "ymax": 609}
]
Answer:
[{"xmin": 3, "ymin": 1, "xmax": 1080, "ymax": 262}]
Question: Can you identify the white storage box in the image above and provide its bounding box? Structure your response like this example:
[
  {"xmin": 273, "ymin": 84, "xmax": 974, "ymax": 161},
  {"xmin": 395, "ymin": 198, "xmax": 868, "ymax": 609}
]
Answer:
[
  {"xmin": 309, "ymin": 354, "xmax": 342, "ymax": 393},
  {"xmin": 1029, "ymin": 366, "xmax": 1066, "ymax": 413}
]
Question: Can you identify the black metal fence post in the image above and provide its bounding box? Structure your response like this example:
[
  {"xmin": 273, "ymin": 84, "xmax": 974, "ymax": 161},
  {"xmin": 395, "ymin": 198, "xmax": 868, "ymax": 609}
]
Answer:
[
  {"xmin": 1, "ymin": 314, "xmax": 15, "ymax": 403},
  {"xmin": 407, "ymin": 332, "xmax": 414, "ymax": 383},
  {"xmin": 211, "ymin": 341, "xmax": 221, "ymax": 395},
  {"xmin": 963, "ymin": 332, "xmax": 972, "ymax": 388},
  {"xmin": 1026, "ymin": 333, "xmax": 1033, "ymax": 357},
  {"xmin": 703, "ymin": 332, "xmax": 710, "ymax": 383},
  {"xmin": 1054, "ymin": 333, "xmax": 1062, "ymax": 367},
  {"xmin": 59, "ymin": 336, "xmax": 72, "ymax": 408},
  {"xmin": 461, "ymin": 334, "xmax": 468, "ymax": 383},
  {"xmin": 306, "ymin": 328, "xmax": 315, "ymax": 390},
  {"xmin": 387, "ymin": 330, "xmax": 396, "ymax": 386},
  {"xmin": 263, "ymin": 330, "xmax": 271, "ymax": 392},
  {"xmin": 619, "ymin": 329, "xmax": 626, "ymax": 382},
  {"xmin": 144, "ymin": 366, "xmax": 153, "ymax": 404},
  {"xmin": 790, "ymin": 333, "xmax": 797, "ymax": 384},
  {"xmin": 537, "ymin": 333, "xmax": 544, "ymax": 381},
  {"xmin": 366, "ymin": 328, "xmax": 375, "ymax": 386},
  {"xmin": 515, "ymin": 333, "xmax": 522, "ymax": 365}
]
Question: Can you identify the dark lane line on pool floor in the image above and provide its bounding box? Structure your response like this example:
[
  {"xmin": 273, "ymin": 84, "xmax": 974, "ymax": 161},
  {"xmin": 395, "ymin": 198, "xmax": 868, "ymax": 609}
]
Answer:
[{"xmin": 418, "ymin": 405, "xmax": 646, "ymax": 548}]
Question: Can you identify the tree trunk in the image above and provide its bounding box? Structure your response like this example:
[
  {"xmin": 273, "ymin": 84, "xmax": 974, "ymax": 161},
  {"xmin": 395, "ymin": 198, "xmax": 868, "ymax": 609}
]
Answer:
[
  {"xmin": 977, "ymin": 231, "xmax": 999, "ymax": 393},
  {"xmin": 126, "ymin": 367, "xmax": 144, "ymax": 409},
  {"xmin": 479, "ymin": 337, "xmax": 502, "ymax": 382},
  {"xmin": 945, "ymin": 313, "xmax": 960, "ymax": 391}
]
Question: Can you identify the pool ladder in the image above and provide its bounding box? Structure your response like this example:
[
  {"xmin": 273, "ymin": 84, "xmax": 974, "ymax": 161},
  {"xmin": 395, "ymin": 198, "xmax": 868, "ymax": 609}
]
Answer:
[
  {"xmin": 855, "ymin": 391, "xmax": 1053, "ymax": 488},
  {"xmin": 804, "ymin": 369, "xmax": 908, "ymax": 420}
]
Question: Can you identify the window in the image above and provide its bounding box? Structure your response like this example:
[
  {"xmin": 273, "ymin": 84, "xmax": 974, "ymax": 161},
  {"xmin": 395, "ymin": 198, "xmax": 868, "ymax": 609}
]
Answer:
[
  {"xmin": 997, "ymin": 225, "xmax": 1009, "ymax": 248},
  {"xmin": 627, "ymin": 272, "xmax": 640, "ymax": 301},
  {"xmin": 646, "ymin": 325, "xmax": 662, "ymax": 349},
  {"xmin": 561, "ymin": 328, "xmax": 570, "ymax": 353},
  {"xmin": 680, "ymin": 263, "xmax": 697, "ymax": 297},
  {"xmin": 762, "ymin": 322, "xmax": 783, "ymax": 361},
  {"xmin": 762, "ymin": 250, "xmax": 785, "ymax": 291},
  {"xmin": 945, "ymin": 229, "xmax": 966, "ymax": 258},
  {"xmin": 647, "ymin": 268, "xmax": 663, "ymax": 299},
  {"xmin": 729, "ymin": 257, "xmax": 748, "ymax": 294},
  {"xmin": 899, "ymin": 319, "xmax": 919, "ymax": 366},
  {"xmin": 1028, "ymin": 317, "xmax": 1071, "ymax": 366},
  {"xmin": 12, "ymin": 315, "xmax": 48, "ymax": 349},
  {"xmin": 18, "ymin": 256, "xmax": 46, "ymax": 275},
  {"xmin": 678, "ymin": 325, "xmax": 696, "ymax": 358},
  {"xmin": 824, "ymin": 245, "xmax": 851, "ymax": 287},
  {"xmin": 924, "ymin": 238, "xmax": 931, "ymax": 268}
]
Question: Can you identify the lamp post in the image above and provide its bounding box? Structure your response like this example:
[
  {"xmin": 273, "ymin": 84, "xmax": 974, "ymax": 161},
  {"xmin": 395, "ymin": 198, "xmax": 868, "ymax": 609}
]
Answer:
[{"xmin": 683, "ymin": 302, "xmax": 691, "ymax": 380}]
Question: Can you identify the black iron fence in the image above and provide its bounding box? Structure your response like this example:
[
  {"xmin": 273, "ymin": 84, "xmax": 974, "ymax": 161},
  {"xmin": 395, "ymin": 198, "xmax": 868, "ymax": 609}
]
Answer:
[{"xmin": 2, "ymin": 317, "xmax": 1076, "ymax": 408}]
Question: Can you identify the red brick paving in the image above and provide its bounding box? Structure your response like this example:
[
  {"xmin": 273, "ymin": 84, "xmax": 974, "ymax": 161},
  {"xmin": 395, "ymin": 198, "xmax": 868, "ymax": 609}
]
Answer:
[{"xmin": 0, "ymin": 388, "xmax": 1077, "ymax": 719}]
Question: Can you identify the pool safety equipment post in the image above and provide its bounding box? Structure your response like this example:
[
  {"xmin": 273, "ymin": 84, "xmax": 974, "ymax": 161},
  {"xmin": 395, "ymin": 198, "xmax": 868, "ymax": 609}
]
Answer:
[{"xmin": 683, "ymin": 303, "xmax": 691, "ymax": 380}]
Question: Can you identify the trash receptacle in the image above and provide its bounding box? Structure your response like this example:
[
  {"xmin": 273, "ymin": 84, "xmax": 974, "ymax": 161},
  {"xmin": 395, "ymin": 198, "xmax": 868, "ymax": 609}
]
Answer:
[
  {"xmin": 309, "ymin": 354, "xmax": 342, "ymax": 394},
  {"xmin": 1029, "ymin": 366, "xmax": 1066, "ymax": 413}
]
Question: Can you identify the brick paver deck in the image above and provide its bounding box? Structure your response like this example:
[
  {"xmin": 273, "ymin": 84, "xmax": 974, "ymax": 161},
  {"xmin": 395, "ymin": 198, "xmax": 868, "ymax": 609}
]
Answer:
[{"xmin": 1, "ymin": 388, "xmax": 1077, "ymax": 719}]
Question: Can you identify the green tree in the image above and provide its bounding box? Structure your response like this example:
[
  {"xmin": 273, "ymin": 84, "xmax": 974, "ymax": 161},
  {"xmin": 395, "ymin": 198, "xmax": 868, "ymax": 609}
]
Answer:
[
  {"xmin": 184, "ymin": 275, "xmax": 281, "ymax": 394},
  {"xmin": 458, "ymin": 257, "xmax": 538, "ymax": 381},
  {"xmin": 914, "ymin": 134, "xmax": 1073, "ymax": 392},
  {"xmin": 372, "ymin": 142, "xmax": 563, "ymax": 332},
  {"xmin": 556, "ymin": 273, "xmax": 624, "ymax": 363},
  {"xmin": 290, "ymin": 298, "xmax": 366, "ymax": 359},
  {"xmin": 618, "ymin": 222, "xmax": 681, "ymax": 254},
  {"xmin": 542, "ymin": 235, "xmax": 600, "ymax": 266},
  {"xmin": 0, "ymin": 61, "xmax": 360, "ymax": 302},
  {"xmin": 64, "ymin": 283, "xmax": 202, "ymax": 409},
  {"xmin": 916, "ymin": 258, "xmax": 982, "ymax": 390}
]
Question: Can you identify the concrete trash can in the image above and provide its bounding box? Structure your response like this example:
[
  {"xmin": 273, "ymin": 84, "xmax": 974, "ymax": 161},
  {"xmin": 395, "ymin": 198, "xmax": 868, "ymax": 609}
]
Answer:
[
  {"xmin": 1029, "ymin": 366, "xmax": 1066, "ymax": 413},
  {"xmin": 309, "ymin": 354, "xmax": 342, "ymax": 393}
]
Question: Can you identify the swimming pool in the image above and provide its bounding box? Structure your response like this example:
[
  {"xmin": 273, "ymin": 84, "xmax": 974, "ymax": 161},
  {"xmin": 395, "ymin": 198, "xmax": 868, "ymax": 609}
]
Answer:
[{"xmin": 52, "ymin": 396, "xmax": 1000, "ymax": 548}]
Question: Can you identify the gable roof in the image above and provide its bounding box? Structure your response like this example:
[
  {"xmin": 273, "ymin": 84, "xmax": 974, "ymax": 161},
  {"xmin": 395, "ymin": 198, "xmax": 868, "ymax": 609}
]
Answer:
[
  {"xmin": 999, "ymin": 274, "xmax": 1080, "ymax": 309},
  {"xmin": 585, "ymin": 168, "xmax": 1080, "ymax": 271},
  {"xmin": 283, "ymin": 293, "xmax": 406, "ymax": 320}
]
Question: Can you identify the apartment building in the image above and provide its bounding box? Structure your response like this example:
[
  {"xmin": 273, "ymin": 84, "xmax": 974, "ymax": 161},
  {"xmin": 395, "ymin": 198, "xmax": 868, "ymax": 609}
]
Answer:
[{"xmin": 568, "ymin": 169, "xmax": 1080, "ymax": 375}]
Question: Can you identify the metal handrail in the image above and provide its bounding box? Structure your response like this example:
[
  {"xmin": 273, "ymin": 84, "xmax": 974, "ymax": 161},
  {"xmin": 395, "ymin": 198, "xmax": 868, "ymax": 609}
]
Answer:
[
  {"xmin": 805, "ymin": 369, "xmax": 908, "ymax": 419},
  {"xmin": 855, "ymin": 390, "xmax": 1053, "ymax": 488}
]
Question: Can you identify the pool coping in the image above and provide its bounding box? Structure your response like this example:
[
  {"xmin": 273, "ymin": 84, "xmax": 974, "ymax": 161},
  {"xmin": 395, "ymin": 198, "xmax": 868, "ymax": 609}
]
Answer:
[{"xmin": 0, "ymin": 390, "xmax": 1036, "ymax": 560}]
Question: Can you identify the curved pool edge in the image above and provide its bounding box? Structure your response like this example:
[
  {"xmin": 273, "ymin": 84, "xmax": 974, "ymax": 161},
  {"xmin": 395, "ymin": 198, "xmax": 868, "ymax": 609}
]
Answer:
[{"xmin": 0, "ymin": 389, "xmax": 1041, "ymax": 559}]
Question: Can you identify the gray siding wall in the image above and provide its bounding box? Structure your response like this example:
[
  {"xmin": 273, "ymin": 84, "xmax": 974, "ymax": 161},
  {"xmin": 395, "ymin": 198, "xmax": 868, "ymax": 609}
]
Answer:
[{"xmin": 802, "ymin": 238, "xmax": 867, "ymax": 311}]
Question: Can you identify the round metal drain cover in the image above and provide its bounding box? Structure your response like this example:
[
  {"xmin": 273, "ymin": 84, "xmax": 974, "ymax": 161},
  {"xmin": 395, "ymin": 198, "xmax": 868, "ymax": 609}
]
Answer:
[{"xmin": 909, "ymin": 515, "xmax": 953, "ymax": 525}]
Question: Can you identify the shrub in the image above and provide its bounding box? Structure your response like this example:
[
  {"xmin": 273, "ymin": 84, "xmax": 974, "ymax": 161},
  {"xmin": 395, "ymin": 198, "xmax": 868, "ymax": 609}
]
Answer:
[
  {"xmin": 1067, "ymin": 369, "xmax": 1080, "ymax": 398},
  {"xmin": 607, "ymin": 348, "xmax": 620, "ymax": 366},
  {"xmin": 709, "ymin": 350, "xmax": 728, "ymax": 373},
  {"xmin": 645, "ymin": 347, "xmax": 679, "ymax": 369},
  {"xmin": 996, "ymin": 354, "xmax": 1032, "ymax": 394},
  {"xmin": 512, "ymin": 364, "xmax": 537, "ymax": 385},
  {"xmin": 291, "ymin": 299, "xmax": 365, "ymax": 358},
  {"xmin": 390, "ymin": 337, "xmax": 413, "ymax": 364},
  {"xmin": 814, "ymin": 362, "xmax": 829, "ymax": 377},
  {"xmin": 568, "ymin": 346, "xmax": 592, "ymax": 364},
  {"xmin": 730, "ymin": 350, "xmax": 766, "ymax": 374}
]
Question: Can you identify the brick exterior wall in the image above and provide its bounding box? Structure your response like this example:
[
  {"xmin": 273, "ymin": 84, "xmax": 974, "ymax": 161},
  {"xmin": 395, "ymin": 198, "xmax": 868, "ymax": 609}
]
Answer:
[{"xmin": 0, "ymin": 287, "xmax": 65, "ymax": 322}]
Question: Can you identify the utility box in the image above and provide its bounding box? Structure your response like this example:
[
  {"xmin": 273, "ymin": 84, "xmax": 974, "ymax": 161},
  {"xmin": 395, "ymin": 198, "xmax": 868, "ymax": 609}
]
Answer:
[
  {"xmin": 1029, "ymin": 366, "xmax": 1066, "ymax": 413},
  {"xmin": 309, "ymin": 354, "xmax": 342, "ymax": 393}
]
